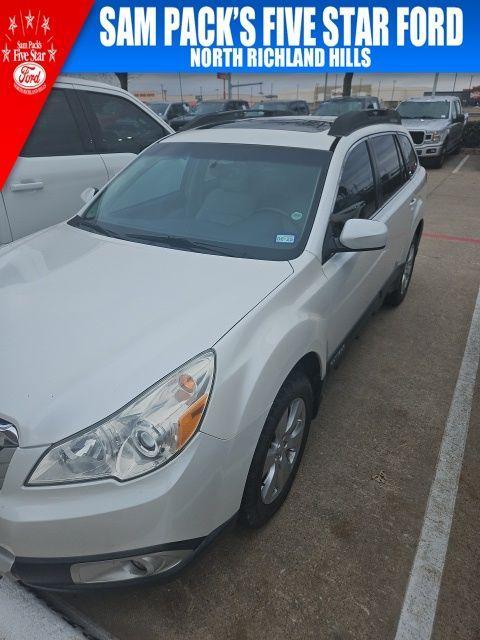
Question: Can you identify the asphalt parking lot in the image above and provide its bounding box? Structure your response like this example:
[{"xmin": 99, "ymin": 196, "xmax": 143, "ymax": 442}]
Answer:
[{"xmin": 53, "ymin": 153, "xmax": 480, "ymax": 640}]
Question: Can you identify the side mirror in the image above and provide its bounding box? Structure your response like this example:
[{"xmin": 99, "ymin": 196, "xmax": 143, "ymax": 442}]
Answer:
[
  {"xmin": 339, "ymin": 218, "xmax": 387, "ymax": 252},
  {"xmin": 330, "ymin": 200, "xmax": 366, "ymax": 225},
  {"xmin": 81, "ymin": 186, "xmax": 98, "ymax": 204}
]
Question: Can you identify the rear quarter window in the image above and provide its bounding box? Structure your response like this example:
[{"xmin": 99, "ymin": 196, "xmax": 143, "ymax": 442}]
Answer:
[
  {"xmin": 81, "ymin": 91, "xmax": 168, "ymax": 154},
  {"xmin": 398, "ymin": 134, "xmax": 418, "ymax": 179}
]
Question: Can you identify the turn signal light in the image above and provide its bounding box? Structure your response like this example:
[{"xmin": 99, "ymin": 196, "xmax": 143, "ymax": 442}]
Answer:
[{"xmin": 178, "ymin": 394, "xmax": 208, "ymax": 447}]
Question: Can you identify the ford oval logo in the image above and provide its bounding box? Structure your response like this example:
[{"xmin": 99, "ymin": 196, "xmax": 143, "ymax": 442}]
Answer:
[{"xmin": 13, "ymin": 63, "xmax": 47, "ymax": 94}]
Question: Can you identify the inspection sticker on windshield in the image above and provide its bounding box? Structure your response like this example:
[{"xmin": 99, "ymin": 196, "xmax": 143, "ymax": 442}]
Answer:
[{"xmin": 276, "ymin": 234, "xmax": 295, "ymax": 244}]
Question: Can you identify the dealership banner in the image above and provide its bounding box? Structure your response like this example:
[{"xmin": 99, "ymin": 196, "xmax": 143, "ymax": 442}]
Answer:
[
  {"xmin": 67, "ymin": 0, "xmax": 478, "ymax": 74},
  {"xmin": 0, "ymin": 0, "xmax": 478, "ymax": 185}
]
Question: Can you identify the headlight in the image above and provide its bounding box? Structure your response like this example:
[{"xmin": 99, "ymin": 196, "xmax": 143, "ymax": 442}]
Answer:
[
  {"xmin": 430, "ymin": 131, "xmax": 443, "ymax": 142},
  {"xmin": 27, "ymin": 351, "xmax": 215, "ymax": 486}
]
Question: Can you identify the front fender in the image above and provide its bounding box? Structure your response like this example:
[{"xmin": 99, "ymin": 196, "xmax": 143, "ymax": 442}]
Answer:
[{"xmin": 201, "ymin": 253, "xmax": 327, "ymax": 443}]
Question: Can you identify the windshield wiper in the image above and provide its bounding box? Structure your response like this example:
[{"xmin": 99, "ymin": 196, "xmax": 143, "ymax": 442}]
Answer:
[
  {"xmin": 70, "ymin": 216, "xmax": 127, "ymax": 240},
  {"xmin": 124, "ymin": 233, "xmax": 238, "ymax": 257}
]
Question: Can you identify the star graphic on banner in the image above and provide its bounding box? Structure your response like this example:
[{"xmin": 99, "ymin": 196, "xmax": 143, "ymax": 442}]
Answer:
[
  {"xmin": 41, "ymin": 15, "xmax": 50, "ymax": 34},
  {"xmin": 2, "ymin": 44, "xmax": 10, "ymax": 61},
  {"xmin": 8, "ymin": 16, "xmax": 17, "ymax": 33},
  {"xmin": 47, "ymin": 44, "xmax": 57, "ymax": 61},
  {"xmin": 25, "ymin": 11, "xmax": 35, "ymax": 28}
]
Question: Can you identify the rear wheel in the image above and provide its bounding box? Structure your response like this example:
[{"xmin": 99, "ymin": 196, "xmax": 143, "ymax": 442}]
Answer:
[{"xmin": 239, "ymin": 372, "xmax": 313, "ymax": 528}]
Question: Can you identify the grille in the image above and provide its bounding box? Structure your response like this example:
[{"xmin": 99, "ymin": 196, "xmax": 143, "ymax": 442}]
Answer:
[{"xmin": 409, "ymin": 130, "xmax": 425, "ymax": 145}]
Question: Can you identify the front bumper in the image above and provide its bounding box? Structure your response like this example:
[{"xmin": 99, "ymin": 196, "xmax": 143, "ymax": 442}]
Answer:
[
  {"xmin": 413, "ymin": 142, "xmax": 443, "ymax": 158},
  {"xmin": 8, "ymin": 516, "xmax": 235, "ymax": 590},
  {"xmin": 0, "ymin": 431, "xmax": 242, "ymax": 589}
]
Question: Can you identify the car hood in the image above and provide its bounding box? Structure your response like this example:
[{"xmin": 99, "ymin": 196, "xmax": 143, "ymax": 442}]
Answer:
[
  {"xmin": 0, "ymin": 224, "xmax": 293, "ymax": 447},
  {"xmin": 401, "ymin": 118, "xmax": 449, "ymax": 131}
]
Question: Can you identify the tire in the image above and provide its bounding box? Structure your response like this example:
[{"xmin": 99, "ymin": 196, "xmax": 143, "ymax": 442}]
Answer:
[
  {"xmin": 384, "ymin": 235, "xmax": 419, "ymax": 307},
  {"xmin": 239, "ymin": 372, "xmax": 313, "ymax": 528},
  {"xmin": 451, "ymin": 142, "xmax": 461, "ymax": 155},
  {"xmin": 430, "ymin": 143, "xmax": 446, "ymax": 168}
]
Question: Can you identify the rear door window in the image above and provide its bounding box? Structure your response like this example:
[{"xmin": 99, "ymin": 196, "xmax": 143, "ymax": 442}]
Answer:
[
  {"xmin": 21, "ymin": 89, "xmax": 86, "ymax": 157},
  {"xmin": 80, "ymin": 91, "xmax": 168, "ymax": 154},
  {"xmin": 370, "ymin": 134, "xmax": 407, "ymax": 203}
]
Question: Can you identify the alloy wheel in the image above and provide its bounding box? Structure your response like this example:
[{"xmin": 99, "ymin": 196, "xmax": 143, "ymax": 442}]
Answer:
[
  {"xmin": 401, "ymin": 243, "xmax": 416, "ymax": 295},
  {"xmin": 261, "ymin": 398, "xmax": 306, "ymax": 504}
]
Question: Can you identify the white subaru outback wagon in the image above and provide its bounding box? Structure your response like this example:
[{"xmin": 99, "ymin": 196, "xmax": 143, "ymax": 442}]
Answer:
[{"xmin": 0, "ymin": 110, "xmax": 425, "ymax": 589}]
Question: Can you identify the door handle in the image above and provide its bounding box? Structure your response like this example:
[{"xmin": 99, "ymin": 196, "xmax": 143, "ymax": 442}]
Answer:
[
  {"xmin": 10, "ymin": 181, "xmax": 44, "ymax": 192},
  {"xmin": 409, "ymin": 197, "xmax": 417, "ymax": 207}
]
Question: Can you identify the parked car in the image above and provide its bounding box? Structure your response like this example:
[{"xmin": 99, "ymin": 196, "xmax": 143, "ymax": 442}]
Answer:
[
  {"xmin": 148, "ymin": 101, "xmax": 190, "ymax": 125},
  {"xmin": 169, "ymin": 99, "xmax": 249, "ymax": 131},
  {"xmin": 0, "ymin": 77, "xmax": 173, "ymax": 246},
  {"xmin": 314, "ymin": 96, "xmax": 381, "ymax": 122},
  {"xmin": 0, "ymin": 110, "xmax": 425, "ymax": 589},
  {"xmin": 253, "ymin": 100, "xmax": 310, "ymax": 115},
  {"xmin": 396, "ymin": 96, "xmax": 466, "ymax": 167}
]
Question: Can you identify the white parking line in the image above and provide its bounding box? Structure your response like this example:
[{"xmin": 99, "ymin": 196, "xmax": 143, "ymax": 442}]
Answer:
[
  {"xmin": 0, "ymin": 577, "xmax": 84, "ymax": 640},
  {"xmin": 452, "ymin": 154, "xmax": 470, "ymax": 174},
  {"xmin": 395, "ymin": 285, "xmax": 480, "ymax": 640}
]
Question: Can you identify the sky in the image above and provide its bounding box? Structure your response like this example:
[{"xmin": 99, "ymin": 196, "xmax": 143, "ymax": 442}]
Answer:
[{"xmin": 65, "ymin": 72, "xmax": 480, "ymax": 103}]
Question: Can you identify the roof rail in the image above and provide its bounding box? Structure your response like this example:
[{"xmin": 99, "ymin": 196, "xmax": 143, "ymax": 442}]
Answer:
[
  {"xmin": 329, "ymin": 109, "xmax": 402, "ymax": 137},
  {"xmin": 181, "ymin": 110, "xmax": 246, "ymax": 131}
]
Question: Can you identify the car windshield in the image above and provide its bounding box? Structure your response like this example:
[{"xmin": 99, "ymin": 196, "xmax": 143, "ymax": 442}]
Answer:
[
  {"xmin": 397, "ymin": 101, "xmax": 450, "ymax": 119},
  {"xmin": 149, "ymin": 102, "xmax": 168, "ymax": 115},
  {"xmin": 72, "ymin": 142, "xmax": 331, "ymax": 260},
  {"xmin": 314, "ymin": 100, "xmax": 364, "ymax": 116},
  {"xmin": 192, "ymin": 102, "xmax": 225, "ymax": 115}
]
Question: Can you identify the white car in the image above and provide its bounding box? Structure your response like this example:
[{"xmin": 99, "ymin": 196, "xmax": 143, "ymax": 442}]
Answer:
[
  {"xmin": 0, "ymin": 76, "xmax": 173, "ymax": 245},
  {"xmin": 0, "ymin": 111, "xmax": 426, "ymax": 589}
]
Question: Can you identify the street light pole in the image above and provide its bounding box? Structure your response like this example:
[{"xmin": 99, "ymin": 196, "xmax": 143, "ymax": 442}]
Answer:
[
  {"xmin": 323, "ymin": 73, "xmax": 329, "ymax": 100},
  {"xmin": 432, "ymin": 73, "xmax": 439, "ymax": 96},
  {"xmin": 178, "ymin": 73, "xmax": 184, "ymax": 102}
]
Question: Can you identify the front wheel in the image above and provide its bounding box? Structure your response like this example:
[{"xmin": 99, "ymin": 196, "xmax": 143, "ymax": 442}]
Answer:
[
  {"xmin": 430, "ymin": 144, "xmax": 447, "ymax": 168},
  {"xmin": 384, "ymin": 237, "xmax": 418, "ymax": 307},
  {"xmin": 239, "ymin": 372, "xmax": 313, "ymax": 528}
]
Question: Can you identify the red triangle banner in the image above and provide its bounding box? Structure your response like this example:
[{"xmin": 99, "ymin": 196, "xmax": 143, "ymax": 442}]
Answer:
[{"xmin": 0, "ymin": 0, "xmax": 94, "ymax": 188}]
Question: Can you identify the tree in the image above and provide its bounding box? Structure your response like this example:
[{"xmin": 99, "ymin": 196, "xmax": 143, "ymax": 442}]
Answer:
[
  {"xmin": 342, "ymin": 73, "xmax": 354, "ymax": 97},
  {"xmin": 115, "ymin": 73, "xmax": 128, "ymax": 91}
]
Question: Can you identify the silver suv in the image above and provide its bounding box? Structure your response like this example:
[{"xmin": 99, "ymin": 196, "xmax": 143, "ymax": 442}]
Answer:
[{"xmin": 396, "ymin": 96, "xmax": 466, "ymax": 168}]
